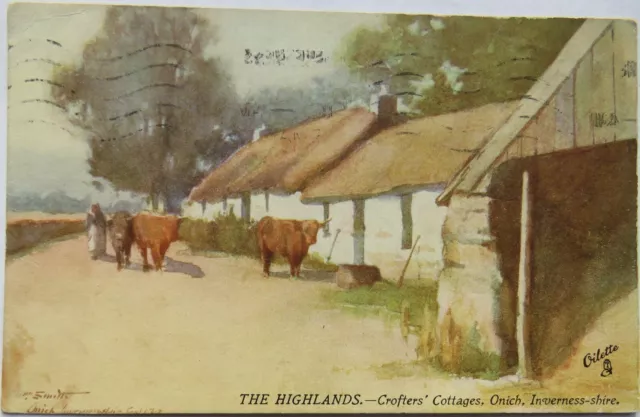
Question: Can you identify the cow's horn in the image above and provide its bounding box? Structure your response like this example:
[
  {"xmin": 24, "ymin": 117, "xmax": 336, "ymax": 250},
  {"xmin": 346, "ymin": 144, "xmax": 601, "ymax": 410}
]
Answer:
[{"xmin": 321, "ymin": 217, "xmax": 332, "ymax": 225}]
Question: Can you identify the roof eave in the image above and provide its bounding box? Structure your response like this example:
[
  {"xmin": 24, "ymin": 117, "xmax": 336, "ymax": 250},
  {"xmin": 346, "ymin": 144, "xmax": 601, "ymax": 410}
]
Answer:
[
  {"xmin": 301, "ymin": 182, "xmax": 448, "ymax": 204},
  {"xmin": 436, "ymin": 19, "xmax": 614, "ymax": 207}
]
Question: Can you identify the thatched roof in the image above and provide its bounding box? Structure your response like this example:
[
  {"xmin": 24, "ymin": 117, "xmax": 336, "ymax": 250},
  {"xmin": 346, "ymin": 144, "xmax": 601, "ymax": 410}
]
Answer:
[
  {"xmin": 436, "ymin": 19, "xmax": 613, "ymax": 206},
  {"xmin": 188, "ymin": 107, "xmax": 377, "ymax": 202},
  {"xmin": 300, "ymin": 101, "xmax": 520, "ymax": 203}
]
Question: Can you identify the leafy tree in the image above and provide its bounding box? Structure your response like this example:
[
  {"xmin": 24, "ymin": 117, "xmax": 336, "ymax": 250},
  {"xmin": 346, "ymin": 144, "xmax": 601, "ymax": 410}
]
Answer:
[
  {"xmin": 339, "ymin": 15, "xmax": 585, "ymax": 116},
  {"xmin": 51, "ymin": 6, "xmax": 250, "ymax": 213},
  {"xmin": 242, "ymin": 69, "xmax": 372, "ymax": 134}
]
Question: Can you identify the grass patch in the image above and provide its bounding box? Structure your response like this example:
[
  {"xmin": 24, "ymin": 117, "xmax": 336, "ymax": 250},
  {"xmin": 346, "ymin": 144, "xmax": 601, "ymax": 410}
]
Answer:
[
  {"xmin": 296, "ymin": 251, "xmax": 338, "ymax": 272},
  {"xmin": 320, "ymin": 279, "xmax": 438, "ymax": 329},
  {"xmin": 371, "ymin": 360, "xmax": 448, "ymax": 380},
  {"xmin": 429, "ymin": 354, "xmax": 502, "ymax": 381}
]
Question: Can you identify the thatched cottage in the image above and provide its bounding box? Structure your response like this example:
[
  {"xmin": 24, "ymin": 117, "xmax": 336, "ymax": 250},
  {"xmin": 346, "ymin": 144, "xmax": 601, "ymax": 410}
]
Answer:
[
  {"xmin": 430, "ymin": 19, "xmax": 637, "ymax": 379},
  {"xmin": 185, "ymin": 94, "xmax": 402, "ymax": 241},
  {"xmin": 186, "ymin": 107, "xmax": 376, "ymax": 217},
  {"xmin": 300, "ymin": 101, "xmax": 520, "ymax": 279}
]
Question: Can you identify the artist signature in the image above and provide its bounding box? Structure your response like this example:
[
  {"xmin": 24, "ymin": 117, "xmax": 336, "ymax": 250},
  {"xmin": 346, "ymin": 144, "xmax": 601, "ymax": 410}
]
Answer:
[
  {"xmin": 20, "ymin": 389, "xmax": 90, "ymax": 400},
  {"xmin": 583, "ymin": 344, "xmax": 619, "ymax": 378}
]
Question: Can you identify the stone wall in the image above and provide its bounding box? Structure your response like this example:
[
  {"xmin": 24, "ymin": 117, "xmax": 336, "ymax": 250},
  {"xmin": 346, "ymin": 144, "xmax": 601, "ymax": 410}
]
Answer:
[
  {"xmin": 6, "ymin": 218, "xmax": 85, "ymax": 255},
  {"xmin": 424, "ymin": 193, "xmax": 516, "ymax": 377}
]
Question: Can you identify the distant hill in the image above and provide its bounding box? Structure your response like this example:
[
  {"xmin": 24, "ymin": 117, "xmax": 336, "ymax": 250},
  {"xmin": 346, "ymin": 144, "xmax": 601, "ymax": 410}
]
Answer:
[{"xmin": 7, "ymin": 191, "xmax": 145, "ymax": 214}]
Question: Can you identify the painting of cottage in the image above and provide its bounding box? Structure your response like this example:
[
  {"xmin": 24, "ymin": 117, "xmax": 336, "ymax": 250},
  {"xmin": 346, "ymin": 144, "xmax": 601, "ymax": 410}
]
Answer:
[{"xmin": 4, "ymin": 4, "xmax": 638, "ymax": 414}]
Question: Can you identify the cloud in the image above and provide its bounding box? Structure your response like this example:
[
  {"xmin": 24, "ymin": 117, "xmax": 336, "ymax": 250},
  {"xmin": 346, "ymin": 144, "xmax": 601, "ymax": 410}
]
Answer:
[
  {"xmin": 430, "ymin": 18, "xmax": 446, "ymax": 31},
  {"xmin": 409, "ymin": 73, "xmax": 435, "ymax": 94},
  {"xmin": 440, "ymin": 60, "xmax": 467, "ymax": 92},
  {"xmin": 346, "ymin": 97, "xmax": 368, "ymax": 109},
  {"xmin": 408, "ymin": 20, "xmax": 421, "ymax": 36},
  {"xmin": 397, "ymin": 97, "xmax": 415, "ymax": 114}
]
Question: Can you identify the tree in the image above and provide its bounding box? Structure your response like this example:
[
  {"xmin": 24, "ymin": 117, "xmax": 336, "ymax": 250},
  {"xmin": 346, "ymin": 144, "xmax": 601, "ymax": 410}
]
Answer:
[
  {"xmin": 51, "ymin": 6, "xmax": 249, "ymax": 213},
  {"xmin": 242, "ymin": 69, "xmax": 372, "ymax": 134},
  {"xmin": 339, "ymin": 15, "xmax": 585, "ymax": 116}
]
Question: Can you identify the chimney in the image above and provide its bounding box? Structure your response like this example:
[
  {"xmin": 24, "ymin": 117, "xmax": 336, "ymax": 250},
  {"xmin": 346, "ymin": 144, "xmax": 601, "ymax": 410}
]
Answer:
[{"xmin": 370, "ymin": 83, "xmax": 397, "ymax": 127}]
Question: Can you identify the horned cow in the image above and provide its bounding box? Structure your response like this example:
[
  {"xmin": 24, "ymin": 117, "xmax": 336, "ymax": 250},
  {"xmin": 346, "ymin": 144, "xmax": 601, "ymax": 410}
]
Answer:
[
  {"xmin": 256, "ymin": 216, "xmax": 330, "ymax": 278},
  {"xmin": 132, "ymin": 213, "xmax": 182, "ymax": 272}
]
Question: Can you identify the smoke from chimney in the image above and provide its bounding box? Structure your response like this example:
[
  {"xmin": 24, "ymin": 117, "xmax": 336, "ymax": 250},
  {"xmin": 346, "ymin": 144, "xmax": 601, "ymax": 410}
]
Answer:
[{"xmin": 253, "ymin": 124, "xmax": 267, "ymax": 142}]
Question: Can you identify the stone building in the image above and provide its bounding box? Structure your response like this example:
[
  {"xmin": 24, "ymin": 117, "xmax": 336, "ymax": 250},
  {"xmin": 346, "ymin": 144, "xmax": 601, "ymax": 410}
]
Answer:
[{"xmin": 430, "ymin": 19, "xmax": 637, "ymax": 379}]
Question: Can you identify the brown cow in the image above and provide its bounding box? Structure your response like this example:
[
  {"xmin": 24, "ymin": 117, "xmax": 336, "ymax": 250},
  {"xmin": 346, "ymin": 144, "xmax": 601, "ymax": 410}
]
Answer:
[
  {"xmin": 107, "ymin": 211, "xmax": 134, "ymax": 271},
  {"xmin": 132, "ymin": 212, "xmax": 182, "ymax": 272},
  {"xmin": 256, "ymin": 216, "xmax": 330, "ymax": 278}
]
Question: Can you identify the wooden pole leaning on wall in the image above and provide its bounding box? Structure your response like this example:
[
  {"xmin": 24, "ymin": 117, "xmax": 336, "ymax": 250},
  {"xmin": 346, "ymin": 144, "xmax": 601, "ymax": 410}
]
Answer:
[
  {"xmin": 517, "ymin": 170, "xmax": 532, "ymax": 379},
  {"xmin": 398, "ymin": 235, "xmax": 421, "ymax": 288},
  {"xmin": 326, "ymin": 229, "xmax": 341, "ymax": 263}
]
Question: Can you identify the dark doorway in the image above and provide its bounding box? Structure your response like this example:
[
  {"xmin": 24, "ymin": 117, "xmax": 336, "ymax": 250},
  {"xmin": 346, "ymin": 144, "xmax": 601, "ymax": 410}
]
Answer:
[{"xmin": 488, "ymin": 140, "xmax": 637, "ymax": 378}]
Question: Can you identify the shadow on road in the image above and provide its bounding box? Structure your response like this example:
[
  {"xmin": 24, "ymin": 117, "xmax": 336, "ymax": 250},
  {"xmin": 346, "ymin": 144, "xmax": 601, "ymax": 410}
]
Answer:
[
  {"xmin": 164, "ymin": 257, "xmax": 205, "ymax": 278},
  {"xmin": 95, "ymin": 253, "xmax": 117, "ymax": 263},
  {"xmin": 97, "ymin": 254, "xmax": 205, "ymax": 278},
  {"xmin": 270, "ymin": 269, "xmax": 336, "ymax": 283}
]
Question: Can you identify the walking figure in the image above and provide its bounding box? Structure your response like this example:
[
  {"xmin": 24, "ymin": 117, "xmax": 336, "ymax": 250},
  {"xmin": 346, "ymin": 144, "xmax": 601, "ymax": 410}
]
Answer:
[{"xmin": 86, "ymin": 203, "xmax": 107, "ymax": 260}]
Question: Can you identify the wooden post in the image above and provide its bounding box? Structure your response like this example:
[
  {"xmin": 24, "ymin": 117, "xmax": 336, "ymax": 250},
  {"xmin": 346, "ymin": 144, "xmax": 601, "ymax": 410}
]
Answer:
[
  {"xmin": 241, "ymin": 192, "xmax": 251, "ymax": 221},
  {"xmin": 200, "ymin": 200, "xmax": 206, "ymax": 217},
  {"xmin": 265, "ymin": 191, "xmax": 270, "ymax": 213},
  {"xmin": 353, "ymin": 199, "xmax": 365, "ymax": 265},
  {"xmin": 327, "ymin": 229, "xmax": 341, "ymax": 263},
  {"xmin": 401, "ymin": 194, "xmax": 413, "ymax": 249},
  {"xmin": 222, "ymin": 198, "xmax": 228, "ymax": 213},
  {"xmin": 398, "ymin": 235, "xmax": 421, "ymax": 288},
  {"xmin": 517, "ymin": 170, "xmax": 532, "ymax": 378},
  {"xmin": 323, "ymin": 202, "xmax": 331, "ymax": 237}
]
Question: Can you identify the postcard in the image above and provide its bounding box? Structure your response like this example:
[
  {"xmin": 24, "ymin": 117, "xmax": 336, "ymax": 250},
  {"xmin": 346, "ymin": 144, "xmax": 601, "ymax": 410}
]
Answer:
[{"xmin": 3, "ymin": 1, "xmax": 639, "ymax": 414}]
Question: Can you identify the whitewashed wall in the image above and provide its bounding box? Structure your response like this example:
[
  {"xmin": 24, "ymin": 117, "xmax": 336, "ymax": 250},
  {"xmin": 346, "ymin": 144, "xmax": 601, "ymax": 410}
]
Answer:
[
  {"xmin": 181, "ymin": 189, "xmax": 447, "ymax": 280},
  {"xmin": 359, "ymin": 190, "xmax": 447, "ymax": 280},
  {"xmin": 254, "ymin": 193, "xmax": 324, "ymax": 221},
  {"xmin": 305, "ymin": 190, "xmax": 447, "ymax": 280}
]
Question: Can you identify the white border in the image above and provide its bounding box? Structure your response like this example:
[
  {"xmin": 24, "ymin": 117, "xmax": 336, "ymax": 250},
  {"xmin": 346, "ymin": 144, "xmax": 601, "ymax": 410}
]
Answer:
[{"xmin": 1, "ymin": 1, "xmax": 639, "ymax": 417}]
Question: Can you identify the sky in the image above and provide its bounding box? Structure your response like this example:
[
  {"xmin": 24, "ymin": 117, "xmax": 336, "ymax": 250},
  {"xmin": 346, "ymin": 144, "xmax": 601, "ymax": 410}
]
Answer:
[{"xmin": 6, "ymin": 3, "xmax": 383, "ymax": 201}]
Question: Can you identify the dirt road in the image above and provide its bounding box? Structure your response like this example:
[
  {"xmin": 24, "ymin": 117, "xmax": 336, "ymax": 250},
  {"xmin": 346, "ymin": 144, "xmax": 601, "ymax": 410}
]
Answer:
[
  {"xmin": 3, "ymin": 236, "xmax": 637, "ymax": 413},
  {"xmin": 2, "ymin": 236, "xmax": 439, "ymax": 413}
]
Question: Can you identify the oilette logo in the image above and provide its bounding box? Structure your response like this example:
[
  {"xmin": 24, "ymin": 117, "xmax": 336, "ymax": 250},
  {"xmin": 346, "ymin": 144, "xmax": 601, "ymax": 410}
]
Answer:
[{"xmin": 583, "ymin": 345, "xmax": 618, "ymax": 377}]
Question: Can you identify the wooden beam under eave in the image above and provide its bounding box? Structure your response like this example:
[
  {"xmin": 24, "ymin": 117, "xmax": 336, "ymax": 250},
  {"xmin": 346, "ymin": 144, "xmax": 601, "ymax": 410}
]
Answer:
[
  {"xmin": 323, "ymin": 202, "xmax": 331, "ymax": 237},
  {"xmin": 517, "ymin": 170, "xmax": 533, "ymax": 379},
  {"xmin": 353, "ymin": 199, "xmax": 365, "ymax": 265},
  {"xmin": 401, "ymin": 194, "xmax": 413, "ymax": 250},
  {"xmin": 241, "ymin": 192, "xmax": 251, "ymax": 222}
]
